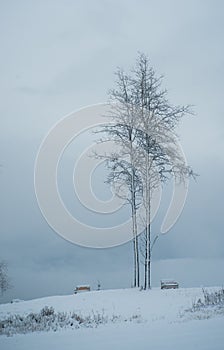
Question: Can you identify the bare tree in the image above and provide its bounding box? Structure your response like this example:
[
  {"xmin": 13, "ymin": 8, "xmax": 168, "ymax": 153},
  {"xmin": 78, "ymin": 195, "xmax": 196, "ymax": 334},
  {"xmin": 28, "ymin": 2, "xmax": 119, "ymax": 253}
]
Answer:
[
  {"xmin": 130, "ymin": 53, "xmax": 194, "ymax": 289},
  {"xmin": 100, "ymin": 53, "xmax": 195, "ymax": 290},
  {"xmin": 0, "ymin": 261, "xmax": 11, "ymax": 296}
]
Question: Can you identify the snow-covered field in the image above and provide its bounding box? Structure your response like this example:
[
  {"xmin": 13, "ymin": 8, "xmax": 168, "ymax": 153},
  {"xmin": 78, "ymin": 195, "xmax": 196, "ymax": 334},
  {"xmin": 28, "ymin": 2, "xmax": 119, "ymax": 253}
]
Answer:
[{"xmin": 1, "ymin": 287, "xmax": 224, "ymax": 350}]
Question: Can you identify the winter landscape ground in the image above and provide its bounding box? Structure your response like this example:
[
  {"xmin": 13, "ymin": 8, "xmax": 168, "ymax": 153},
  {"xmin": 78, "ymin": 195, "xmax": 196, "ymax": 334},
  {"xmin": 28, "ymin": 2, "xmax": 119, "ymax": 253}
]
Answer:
[{"xmin": 1, "ymin": 287, "xmax": 224, "ymax": 350}]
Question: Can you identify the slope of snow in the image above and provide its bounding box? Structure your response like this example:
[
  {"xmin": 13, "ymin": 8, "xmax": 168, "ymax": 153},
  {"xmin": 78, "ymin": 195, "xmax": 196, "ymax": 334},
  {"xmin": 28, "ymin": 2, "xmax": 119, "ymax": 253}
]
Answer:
[
  {"xmin": 0, "ymin": 287, "xmax": 207, "ymax": 320},
  {"xmin": 1, "ymin": 287, "xmax": 224, "ymax": 350}
]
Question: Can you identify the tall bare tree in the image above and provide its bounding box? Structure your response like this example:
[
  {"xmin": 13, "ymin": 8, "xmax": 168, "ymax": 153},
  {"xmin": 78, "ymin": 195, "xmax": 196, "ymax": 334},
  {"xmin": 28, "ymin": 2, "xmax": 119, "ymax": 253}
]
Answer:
[
  {"xmin": 130, "ymin": 53, "xmax": 194, "ymax": 289},
  {"xmin": 100, "ymin": 53, "xmax": 195, "ymax": 289}
]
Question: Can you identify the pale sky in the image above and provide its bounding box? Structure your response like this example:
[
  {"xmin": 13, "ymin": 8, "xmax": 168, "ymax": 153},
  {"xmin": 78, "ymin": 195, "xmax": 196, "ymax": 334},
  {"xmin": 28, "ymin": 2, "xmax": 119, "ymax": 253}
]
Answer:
[{"xmin": 0, "ymin": 0, "xmax": 224, "ymax": 302}]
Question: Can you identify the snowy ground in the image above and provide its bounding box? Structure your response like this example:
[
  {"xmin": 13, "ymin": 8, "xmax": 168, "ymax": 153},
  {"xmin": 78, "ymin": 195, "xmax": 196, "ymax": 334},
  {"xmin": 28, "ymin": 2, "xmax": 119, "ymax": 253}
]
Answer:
[{"xmin": 1, "ymin": 287, "xmax": 224, "ymax": 350}]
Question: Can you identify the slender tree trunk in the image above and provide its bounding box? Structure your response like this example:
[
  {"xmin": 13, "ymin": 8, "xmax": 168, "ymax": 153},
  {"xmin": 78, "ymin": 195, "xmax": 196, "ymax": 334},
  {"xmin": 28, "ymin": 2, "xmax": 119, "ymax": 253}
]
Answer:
[
  {"xmin": 131, "ymin": 174, "xmax": 140, "ymax": 287},
  {"xmin": 132, "ymin": 204, "xmax": 137, "ymax": 287},
  {"xmin": 148, "ymin": 207, "xmax": 151, "ymax": 289},
  {"xmin": 132, "ymin": 205, "xmax": 139, "ymax": 287},
  {"xmin": 144, "ymin": 134, "xmax": 151, "ymax": 289},
  {"xmin": 136, "ymin": 228, "xmax": 140, "ymax": 287},
  {"xmin": 147, "ymin": 178, "xmax": 152, "ymax": 289},
  {"xmin": 130, "ymin": 132, "xmax": 140, "ymax": 288},
  {"xmin": 144, "ymin": 189, "xmax": 150, "ymax": 289},
  {"xmin": 144, "ymin": 228, "xmax": 148, "ymax": 290},
  {"xmin": 144, "ymin": 205, "xmax": 151, "ymax": 289}
]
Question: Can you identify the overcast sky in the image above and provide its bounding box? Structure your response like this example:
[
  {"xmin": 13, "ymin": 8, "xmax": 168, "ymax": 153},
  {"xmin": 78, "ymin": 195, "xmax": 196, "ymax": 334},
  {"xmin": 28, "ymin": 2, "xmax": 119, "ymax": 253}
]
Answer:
[{"xmin": 1, "ymin": 0, "xmax": 224, "ymax": 302}]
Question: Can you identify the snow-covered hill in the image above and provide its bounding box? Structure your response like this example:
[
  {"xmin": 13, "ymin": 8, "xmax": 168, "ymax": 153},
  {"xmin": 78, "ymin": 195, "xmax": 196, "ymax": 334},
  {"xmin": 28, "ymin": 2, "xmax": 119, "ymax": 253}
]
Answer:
[{"xmin": 1, "ymin": 287, "xmax": 224, "ymax": 350}]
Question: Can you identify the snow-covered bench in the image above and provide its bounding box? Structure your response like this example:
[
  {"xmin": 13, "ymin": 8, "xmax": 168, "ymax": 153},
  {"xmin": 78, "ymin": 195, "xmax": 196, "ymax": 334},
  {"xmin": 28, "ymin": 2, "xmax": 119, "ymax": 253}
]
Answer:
[
  {"xmin": 161, "ymin": 280, "xmax": 179, "ymax": 289},
  {"xmin": 74, "ymin": 285, "xmax": 91, "ymax": 294}
]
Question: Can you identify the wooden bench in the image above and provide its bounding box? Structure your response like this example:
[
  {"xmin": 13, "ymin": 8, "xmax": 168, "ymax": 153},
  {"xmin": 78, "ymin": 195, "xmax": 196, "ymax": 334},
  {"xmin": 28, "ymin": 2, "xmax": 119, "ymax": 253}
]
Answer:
[
  {"xmin": 74, "ymin": 285, "xmax": 90, "ymax": 294},
  {"xmin": 161, "ymin": 280, "xmax": 179, "ymax": 289}
]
